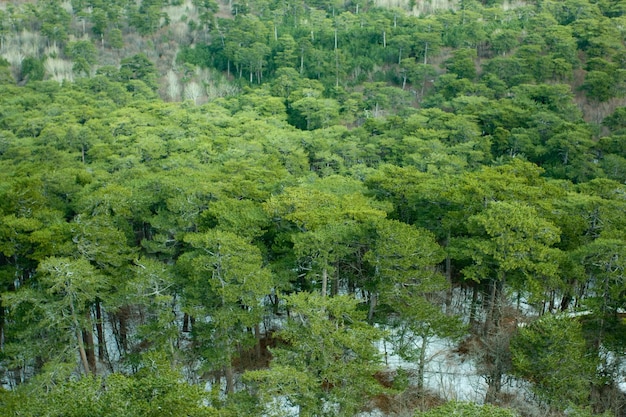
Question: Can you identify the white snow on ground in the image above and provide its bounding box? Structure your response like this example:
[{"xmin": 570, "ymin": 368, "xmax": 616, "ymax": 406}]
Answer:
[{"xmin": 374, "ymin": 336, "xmax": 487, "ymax": 403}]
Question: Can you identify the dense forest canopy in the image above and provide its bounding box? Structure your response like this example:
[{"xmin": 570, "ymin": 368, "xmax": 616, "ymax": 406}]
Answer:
[{"xmin": 0, "ymin": 0, "xmax": 625, "ymax": 416}]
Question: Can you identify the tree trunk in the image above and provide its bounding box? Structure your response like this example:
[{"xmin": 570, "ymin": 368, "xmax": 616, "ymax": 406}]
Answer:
[
  {"xmin": 95, "ymin": 299, "xmax": 106, "ymax": 361},
  {"xmin": 445, "ymin": 230, "xmax": 453, "ymax": 314},
  {"xmin": 367, "ymin": 291, "xmax": 377, "ymax": 323},
  {"xmin": 469, "ymin": 283, "xmax": 478, "ymax": 328},
  {"xmin": 82, "ymin": 326, "xmax": 97, "ymax": 374},
  {"xmin": 417, "ymin": 335, "xmax": 427, "ymax": 392},
  {"xmin": 0, "ymin": 297, "xmax": 4, "ymax": 352},
  {"xmin": 484, "ymin": 275, "xmax": 507, "ymax": 403},
  {"xmin": 321, "ymin": 267, "xmax": 328, "ymax": 298},
  {"xmin": 485, "ymin": 372, "xmax": 502, "ymax": 403},
  {"xmin": 225, "ymin": 363, "xmax": 235, "ymax": 394},
  {"xmin": 484, "ymin": 279, "xmax": 498, "ymax": 335},
  {"xmin": 183, "ymin": 312, "xmax": 191, "ymax": 333},
  {"xmin": 254, "ymin": 323, "xmax": 262, "ymax": 360},
  {"xmin": 560, "ymin": 293, "xmax": 572, "ymax": 311},
  {"xmin": 118, "ymin": 306, "xmax": 130, "ymax": 353},
  {"xmin": 332, "ymin": 266, "xmax": 339, "ymax": 296},
  {"xmin": 71, "ymin": 300, "xmax": 91, "ymax": 376}
]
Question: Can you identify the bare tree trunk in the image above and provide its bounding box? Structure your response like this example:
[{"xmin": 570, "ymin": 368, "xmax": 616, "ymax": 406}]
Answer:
[
  {"xmin": 483, "ymin": 276, "xmax": 507, "ymax": 403},
  {"xmin": 255, "ymin": 323, "xmax": 262, "ymax": 360},
  {"xmin": 487, "ymin": 280, "xmax": 497, "ymax": 331},
  {"xmin": 71, "ymin": 301, "xmax": 91, "ymax": 376},
  {"xmin": 183, "ymin": 313, "xmax": 191, "ymax": 333},
  {"xmin": 82, "ymin": 326, "xmax": 97, "ymax": 374},
  {"xmin": 469, "ymin": 283, "xmax": 479, "ymax": 328},
  {"xmin": 321, "ymin": 267, "xmax": 328, "ymax": 298},
  {"xmin": 445, "ymin": 230, "xmax": 453, "ymax": 314},
  {"xmin": 0, "ymin": 298, "xmax": 4, "ymax": 352},
  {"xmin": 225, "ymin": 363, "xmax": 235, "ymax": 394},
  {"xmin": 367, "ymin": 291, "xmax": 377, "ymax": 323},
  {"xmin": 95, "ymin": 299, "xmax": 105, "ymax": 361},
  {"xmin": 417, "ymin": 335, "xmax": 427, "ymax": 392},
  {"xmin": 118, "ymin": 306, "xmax": 130, "ymax": 353}
]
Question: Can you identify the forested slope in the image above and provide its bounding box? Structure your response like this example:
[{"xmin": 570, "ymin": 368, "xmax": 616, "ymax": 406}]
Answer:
[{"xmin": 0, "ymin": 0, "xmax": 625, "ymax": 416}]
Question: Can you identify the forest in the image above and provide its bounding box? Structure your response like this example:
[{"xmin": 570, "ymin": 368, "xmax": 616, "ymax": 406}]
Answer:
[{"xmin": 0, "ymin": 0, "xmax": 625, "ymax": 416}]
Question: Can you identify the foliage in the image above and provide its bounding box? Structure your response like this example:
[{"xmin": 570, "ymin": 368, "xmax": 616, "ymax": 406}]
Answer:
[
  {"xmin": 245, "ymin": 293, "xmax": 385, "ymax": 416},
  {"xmin": 0, "ymin": 0, "xmax": 625, "ymax": 415},
  {"xmin": 511, "ymin": 314, "xmax": 598, "ymax": 409},
  {"xmin": 415, "ymin": 401, "xmax": 518, "ymax": 417},
  {"xmin": 0, "ymin": 354, "xmax": 217, "ymax": 417}
]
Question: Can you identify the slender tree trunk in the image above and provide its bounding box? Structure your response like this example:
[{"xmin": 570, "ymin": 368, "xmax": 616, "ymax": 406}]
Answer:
[
  {"xmin": 95, "ymin": 299, "xmax": 105, "ymax": 361},
  {"xmin": 82, "ymin": 326, "xmax": 96, "ymax": 374},
  {"xmin": 225, "ymin": 362, "xmax": 235, "ymax": 394},
  {"xmin": 118, "ymin": 306, "xmax": 130, "ymax": 353},
  {"xmin": 255, "ymin": 323, "xmax": 262, "ymax": 360},
  {"xmin": 484, "ymin": 275, "xmax": 506, "ymax": 403},
  {"xmin": 183, "ymin": 312, "xmax": 191, "ymax": 332},
  {"xmin": 71, "ymin": 300, "xmax": 91, "ymax": 376},
  {"xmin": 548, "ymin": 290, "xmax": 556, "ymax": 312},
  {"xmin": 417, "ymin": 334, "xmax": 427, "ymax": 392},
  {"xmin": 484, "ymin": 279, "xmax": 498, "ymax": 335},
  {"xmin": 445, "ymin": 230, "xmax": 453, "ymax": 314},
  {"xmin": 469, "ymin": 283, "xmax": 478, "ymax": 328},
  {"xmin": 485, "ymin": 372, "xmax": 502, "ymax": 403},
  {"xmin": 0, "ymin": 297, "xmax": 4, "ymax": 352},
  {"xmin": 367, "ymin": 291, "xmax": 377, "ymax": 323},
  {"xmin": 335, "ymin": 50, "xmax": 339, "ymax": 87},
  {"xmin": 560, "ymin": 293, "xmax": 572, "ymax": 311},
  {"xmin": 321, "ymin": 267, "xmax": 328, "ymax": 298}
]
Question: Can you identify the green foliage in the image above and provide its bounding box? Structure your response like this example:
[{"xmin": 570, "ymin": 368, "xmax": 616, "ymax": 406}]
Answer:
[
  {"xmin": 580, "ymin": 70, "xmax": 616, "ymax": 101},
  {"xmin": 20, "ymin": 57, "xmax": 45, "ymax": 82},
  {"xmin": 119, "ymin": 54, "xmax": 158, "ymax": 90},
  {"xmin": 245, "ymin": 292, "xmax": 384, "ymax": 416},
  {"xmin": 416, "ymin": 401, "xmax": 518, "ymax": 417},
  {"xmin": 511, "ymin": 314, "xmax": 597, "ymax": 409},
  {"xmin": 67, "ymin": 40, "xmax": 98, "ymax": 76},
  {"xmin": 1, "ymin": 1, "xmax": 626, "ymax": 415},
  {"xmin": 0, "ymin": 354, "xmax": 217, "ymax": 417}
]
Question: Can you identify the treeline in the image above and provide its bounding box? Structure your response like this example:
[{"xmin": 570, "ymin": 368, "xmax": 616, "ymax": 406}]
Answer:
[{"xmin": 0, "ymin": 0, "xmax": 624, "ymax": 416}]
